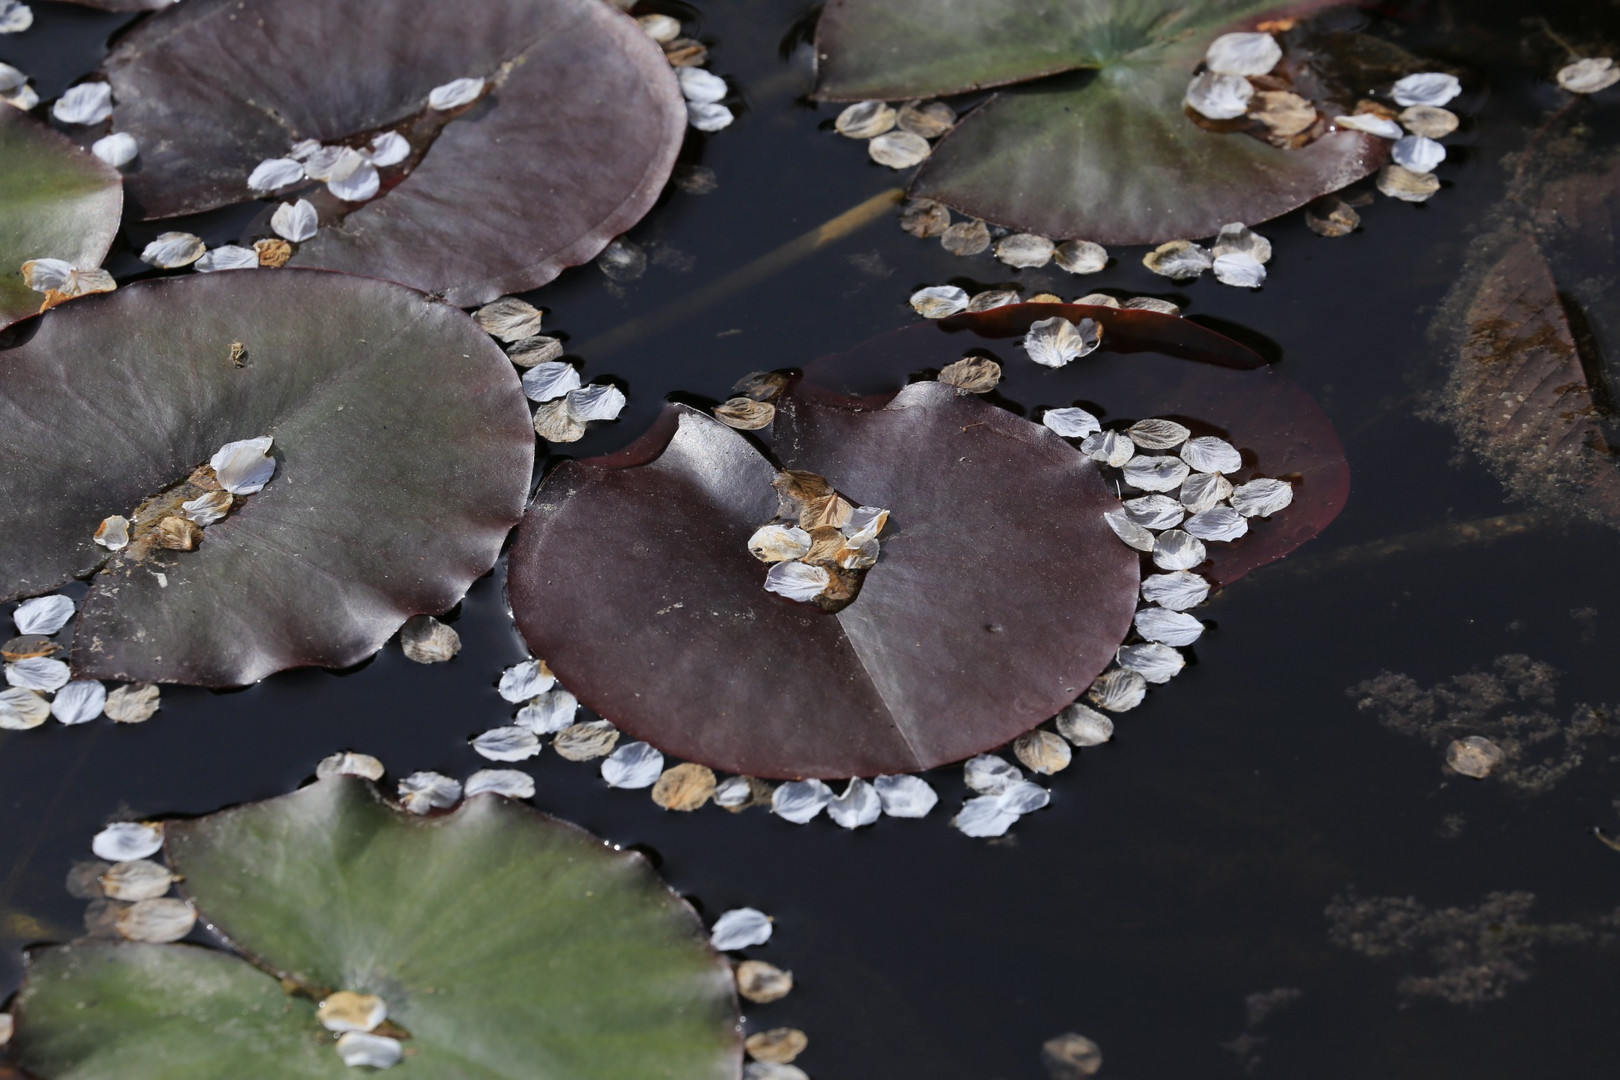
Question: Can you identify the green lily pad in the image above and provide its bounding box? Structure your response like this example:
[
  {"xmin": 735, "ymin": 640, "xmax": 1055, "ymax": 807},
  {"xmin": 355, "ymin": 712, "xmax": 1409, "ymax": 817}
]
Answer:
[
  {"xmin": 813, "ymin": 0, "xmax": 1387, "ymax": 244},
  {"xmin": 12, "ymin": 777, "xmax": 742, "ymax": 1079},
  {"xmin": 0, "ymin": 106, "xmax": 122, "ymax": 331},
  {"xmin": 0, "ymin": 270, "xmax": 533, "ymax": 687}
]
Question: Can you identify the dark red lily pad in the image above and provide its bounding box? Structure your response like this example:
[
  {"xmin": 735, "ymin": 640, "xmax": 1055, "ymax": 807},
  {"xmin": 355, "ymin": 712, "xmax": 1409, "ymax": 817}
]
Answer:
[
  {"xmin": 100, "ymin": 0, "xmax": 686, "ymax": 305},
  {"xmin": 814, "ymin": 0, "xmax": 1387, "ymax": 244},
  {"xmin": 0, "ymin": 107, "xmax": 122, "ymax": 331},
  {"xmin": 805, "ymin": 304, "xmax": 1350, "ymax": 585},
  {"xmin": 509, "ymin": 380, "xmax": 1140, "ymax": 779},
  {"xmin": 0, "ymin": 270, "xmax": 534, "ymax": 687}
]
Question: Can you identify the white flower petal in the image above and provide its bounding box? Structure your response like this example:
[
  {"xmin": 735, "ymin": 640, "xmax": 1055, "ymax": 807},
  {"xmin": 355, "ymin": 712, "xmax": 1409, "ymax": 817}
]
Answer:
[
  {"xmin": 1185, "ymin": 72, "xmax": 1253, "ymax": 119},
  {"xmin": 1103, "ymin": 507, "xmax": 1156, "ymax": 552},
  {"xmin": 182, "ymin": 490, "xmax": 231, "ymax": 527},
  {"xmin": 6, "ymin": 657, "xmax": 70, "ymax": 693},
  {"xmin": 1088, "ymin": 668, "xmax": 1147, "ymax": 712},
  {"xmin": 677, "ymin": 67, "xmax": 727, "ymax": 104},
  {"xmin": 1391, "ymin": 134, "xmax": 1446, "ymax": 173},
  {"xmin": 1334, "ymin": 113, "xmax": 1403, "ymax": 138},
  {"xmin": 336, "ymin": 1033, "xmax": 403, "ymax": 1069},
  {"xmin": 194, "ymin": 245, "xmax": 260, "ymax": 272},
  {"xmin": 1023, "ymin": 316, "xmax": 1101, "ymax": 368},
  {"xmin": 51, "ymin": 82, "xmax": 113, "ymax": 125},
  {"xmin": 688, "ymin": 102, "xmax": 734, "ymax": 132},
  {"xmin": 996, "ymin": 779, "xmax": 1050, "ymax": 815},
  {"xmin": 52, "ymin": 679, "xmax": 106, "ymax": 725},
  {"xmin": 247, "ymin": 157, "xmax": 306, "ymax": 193},
  {"xmin": 315, "ymin": 752, "xmax": 384, "ymax": 780},
  {"xmin": 873, "ymin": 774, "xmax": 937, "ymax": 818},
  {"xmin": 464, "ymin": 769, "xmax": 535, "ymax": 799},
  {"xmin": 565, "ymin": 383, "xmax": 627, "ymax": 423},
  {"xmin": 963, "ymin": 753, "xmax": 1021, "ymax": 796},
  {"xmin": 365, "ymin": 130, "xmax": 410, "ymax": 166},
  {"xmin": 1055, "ymin": 702, "xmax": 1114, "ymax": 746},
  {"xmin": 327, "ymin": 159, "xmax": 379, "ymax": 202},
  {"xmin": 1179, "ymin": 471, "xmax": 1232, "ymax": 513},
  {"xmin": 827, "ymin": 778, "xmax": 882, "ymax": 829},
  {"xmin": 471, "ymin": 725, "xmax": 540, "ymax": 762},
  {"xmin": 771, "ymin": 778, "xmax": 831, "ymax": 823},
  {"xmin": 1133, "ymin": 606, "xmax": 1205, "ymax": 646},
  {"xmin": 515, "ymin": 688, "xmax": 578, "ymax": 734},
  {"xmin": 1127, "ymin": 418, "xmax": 1190, "ymax": 450},
  {"xmin": 1212, "ymin": 252, "xmax": 1266, "ymax": 288},
  {"xmin": 498, "ymin": 659, "xmax": 555, "ymax": 702},
  {"xmin": 1180, "ymin": 436, "xmax": 1243, "ymax": 474},
  {"xmin": 1231, "ymin": 477, "xmax": 1294, "ymax": 518},
  {"xmin": 209, "ymin": 436, "xmax": 276, "ymax": 495},
  {"xmin": 1151, "ymin": 528, "xmax": 1206, "ymax": 571},
  {"xmin": 270, "ymin": 199, "xmax": 318, "ymax": 243},
  {"xmin": 428, "ymin": 77, "xmax": 485, "ymax": 111},
  {"xmin": 1205, "ymin": 32, "xmax": 1282, "ymax": 76},
  {"xmin": 21, "ymin": 258, "xmax": 73, "ymax": 292},
  {"xmin": 14, "ymin": 594, "xmax": 75, "ymax": 635},
  {"xmin": 1123, "ymin": 455, "xmax": 1191, "ymax": 493},
  {"xmin": 909, "ymin": 285, "xmax": 968, "ymax": 319},
  {"xmin": 91, "ymin": 132, "xmax": 138, "ymax": 168},
  {"xmin": 1141, "ymin": 570, "xmax": 1210, "ymax": 611},
  {"xmin": 601, "ymin": 741, "xmax": 664, "ymax": 788},
  {"xmin": 397, "ymin": 771, "xmax": 461, "ymax": 814},
  {"xmin": 0, "ymin": 687, "xmax": 48, "ymax": 729},
  {"xmin": 953, "ymin": 796, "xmax": 1017, "ymax": 838},
  {"xmin": 748, "ymin": 524, "xmax": 813, "ymax": 563},
  {"xmin": 0, "ymin": 1, "xmax": 32, "ymax": 34},
  {"xmin": 1183, "ymin": 506, "xmax": 1249, "ymax": 542},
  {"xmin": 711, "ymin": 907, "xmax": 772, "ymax": 950},
  {"xmin": 139, "ymin": 232, "xmax": 205, "ymax": 269},
  {"xmin": 520, "ymin": 361, "xmax": 582, "ymax": 403},
  {"xmin": 1080, "ymin": 429, "xmax": 1134, "ymax": 467},
  {"xmin": 1557, "ymin": 57, "xmax": 1619, "ymax": 95},
  {"xmin": 1123, "ymin": 494, "xmax": 1185, "ymax": 530},
  {"xmin": 1117, "ymin": 642, "xmax": 1184, "ymax": 684},
  {"xmin": 1391, "ymin": 72, "xmax": 1461, "ymax": 107},
  {"xmin": 763, "ymin": 561, "xmax": 829, "ymax": 603},
  {"xmin": 1043, "ymin": 407, "xmax": 1101, "ymax": 439},
  {"xmin": 868, "ymin": 129, "xmax": 930, "ymax": 168},
  {"xmin": 92, "ymin": 822, "xmax": 162, "ymax": 862}
]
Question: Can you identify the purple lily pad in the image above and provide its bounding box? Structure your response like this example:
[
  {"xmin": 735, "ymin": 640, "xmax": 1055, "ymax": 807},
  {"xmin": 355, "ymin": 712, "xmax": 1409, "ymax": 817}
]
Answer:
[
  {"xmin": 814, "ymin": 0, "xmax": 1387, "ymax": 243},
  {"xmin": 0, "ymin": 270, "xmax": 533, "ymax": 687},
  {"xmin": 508, "ymin": 380, "xmax": 1140, "ymax": 780},
  {"xmin": 98, "ymin": 0, "xmax": 686, "ymax": 305},
  {"xmin": 807, "ymin": 304, "xmax": 1350, "ymax": 585},
  {"xmin": 0, "ymin": 107, "xmax": 122, "ymax": 331}
]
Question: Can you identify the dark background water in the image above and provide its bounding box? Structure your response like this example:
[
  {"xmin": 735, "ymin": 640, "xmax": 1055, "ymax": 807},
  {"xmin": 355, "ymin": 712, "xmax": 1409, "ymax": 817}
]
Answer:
[{"xmin": 3, "ymin": 0, "xmax": 1619, "ymax": 1076}]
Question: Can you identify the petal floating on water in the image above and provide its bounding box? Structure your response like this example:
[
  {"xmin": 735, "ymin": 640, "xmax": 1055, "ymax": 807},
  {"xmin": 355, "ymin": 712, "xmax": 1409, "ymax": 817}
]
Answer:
[
  {"xmin": 1087, "ymin": 668, "xmax": 1147, "ymax": 711},
  {"xmin": 13, "ymin": 594, "xmax": 74, "ymax": 635},
  {"xmin": 6, "ymin": 656, "xmax": 70, "ymax": 693},
  {"xmin": 1151, "ymin": 528, "xmax": 1206, "ymax": 571},
  {"xmin": 472, "ymin": 725, "xmax": 541, "ymax": 762},
  {"xmin": 116, "ymin": 897, "xmax": 195, "ymax": 943},
  {"xmin": 952, "ymin": 795, "xmax": 1017, "ymax": 838},
  {"xmin": 1180, "ymin": 436, "xmax": 1242, "ymax": 475},
  {"xmin": 140, "ymin": 232, "xmax": 206, "ymax": 269},
  {"xmin": 566, "ymin": 383, "xmax": 627, "ymax": 423},
  {"xmin": 963, "ymin": 753, "xmax": 1021, "ymax": 796},
  {"xmin": 1023, "ymin": 316, "xmax": 1101, "ymax": 368},
  {"xmin": 601, "ymin": 740, "xmax": 664, "ymax": 788},
  {"xmin": 101, "ymin": 859, "xmax": 173, "ymax": 902},
  {"xmin": 1205, "ymin": 31, "xmax": 1281, "ymax": 77},
  {"xmin": 677, "ymin": 67, "xmax": 727, "ymax": 104},
  {"xmin": 1055, "ymin": 702, "xmax": 1114, "ymax": 746},
  {"xmin": 869, "ymin": 130, "xmax": 930, "ymax": 168},
  {"xmin": 687, "ymin": 102, "xmax": 734, "ymax": 131},
  {"xmin": 194, "ymin": 245, "xmax": 261, "ymax": 272},
  {"xmin": 521, "ymin": 361, "xmax": 582, "ymax": 403},
  {"xmin": 1183, "ymin": 506, "xmax": 1249, "ymax": 542},
  {"xmin": 711, "ymin": 906, "xmax": 773, "ymax": 950},
  {"xmin": 1231, "ymin": 477, "xmax": 1294, "ymax": 518},
  {"xmin": 315, "ymin": 751, "xmax": 384, "ymax": 781},
  {"xmin": 1133, "ymin": 606, "xmax": 1205, "ymax": 646},
  {"xmin": 1141, "ymin": 570, "xmax": 1210, "ymax": 611},
  {"xmin": 52, "ymin": 679, "xmax": 106, "ymax": 725},
  {"xmin": 1391, "ymin": 72, "xmax": 1461, "ymax": 107},
  {"xmin": 835, "ymin": 100, "xmax": 895, "ymax": 138},
  {"xmin": 827, "ymin": 777, "xmax": 882, "ymax": 829},
  {"xmin": 365, "ymin": 130, "xmax": 411, "ymax": 166},
  {"xmin": 1123, "ymin": 455, "xmax": 1191, "ymax": 493},
  {"xmin": 1103, "ymin": 507, "xmax": 1156, "ymax": 552},
  {"xmin": 0, "ymin": 687, "xmax": 49, "ymax": 730},
  {"xmin": 909, "ymin": 284, "xmax": 968, "ymax": 319},
  {"xmin": 91, "ymin": 822, "xmax": 162, "ymax": 862},
  {"xmin": 91, "ymin": 132, "xmax": 138, "ymax": 168},
  {"xmin": 498, "ymin": 659, "xmax": 555, "ymax": 702},
  {"xmin": 397, "ymin": 771, "xmax": 461, "ymax": 814},
  {"xmin": 873, "ymin": 774, "xmax": 938, "ymax": 818},
  {"xmin": 336, "ymin": 1032, "xmax": 403, "ymax": 1069},
  {"xmin": 1043, "ymin": 406, "xmax": 1101, "ymax": 439},
  {"xmin": 103, "ymin": 682, "xmax": 159, "ymax": 723},
  {"xmin": 771, "ymin": 778, "xmax": 832, "ymax": 823},
  {"xmin": 1184, "ymin": 72, "xmax": 1253, "ymax": 119},
  {"xmin": 51, "ymin": 82, "xmax": 113, "ymax": 125},
  {"xmin": 464, "ymin": 768, "xmax": 535, "ymax": 799}
]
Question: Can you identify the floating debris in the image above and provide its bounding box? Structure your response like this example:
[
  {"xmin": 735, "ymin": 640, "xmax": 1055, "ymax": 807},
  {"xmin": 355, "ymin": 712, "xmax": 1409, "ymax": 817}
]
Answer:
[
  {"xmin": 638, "ymin": 13, "xmax": 681, "ymax": 43},
  {"xmin": 897, "ymin": 100, "xmax": 955, "ymax": 138},
  {"xmin": 1023, "ymin": 315, "xmax": 1102, "ymax": 368},
  {"xmin": 873, "ymin": 774, "xmax": 938, "ymax": 818},
  {"xmin": 1334, "ymin": 112, "xmax": 1403, "ymax": 138},
  {"xmin": 1213, "ymin": 223, "xmax": 1271, "ymax": 264},
  {"xmin": 772, "ymin": 779, "xmax": 833, "ymax": 823},
  {"xmin": 1042, "ymin": 1032, "xmax": 1103, "ymax": 1079},
  {"xmin": 247, "ymin": 157, "xmax": 305, "ymax": 193},
  {"xmin": 745, "ymin": 1028, "xmax": 808, "ymax": 1065},
  {"xmin": 397, "ymin": 771, "xmax": 461, "ymax": 814},
  {"xmin": 498, "ymin": 659, "xmax": 555, "ymax": 703},
  {"xmin": 651, "ymin": 762, "xmax": 716, "ymax": 811},
  {"xmin": 869, "ymin": 129, "xmax": 930, "ymax": 169},
  {"xmin": 1376, "ymin": 163, "xmax": 1441, "ymax": 202},
  {"xmin": 714, "ymin": 398, "xmax": 776, "ymax": 429},
  {"xmin": 1305, "ymin": 195, "xmax": 1360, "ymax": 237},
  {"xmin": 256, "ymin": 238, "xmax": 292, "ymax": 268},
  {"xmin": 999, "ymin": 779, "xmax": 1050, "ymax": 815},
  {"xmin": 1014, "ymin": 730, "xmax": 1072, "ymax": 774},
  {"xmin": 1391, "ymin": 72, "xmax": 1461, "ymax": 107},
  {"xmin": 552, "ymin": 719, "xmax": 619, "ymax": 761},
  {"xmin": 1251, "ymin": 90, "xmax": 1316, "ymax": 138},
  {"xmin": 1230, "ymin": 478, "xmax": 1294, "ymax": 517},
  {"xmin": 1446, "ymin": 735, "xmax": 1506, "ymax": 779},
  {"xmin": 428, "ymin": 76, "xmax": 485, "ymax": 111},
  {"xmin": 194, "ymin": 245, "xmax": 261, "ymax": 272},
  {"xmin": 101, "ymin": 859, "xmax": 173, "ymax": 902},
  {"xmin": 51, "ymin": 680, "xmax": 106, "ymax": 725},
  {"xmin": 400, "ymin": 615, "xmax": 460, "ymax": 664},
  {"xmin": 91, "ymin": 132, "xmax": 139, "ymax": 169},
  {"xmin": 963, "ymin": 288, "xmax": 1017, "ymax": 312},
  {"xmin": 116, "ymin": 897, "xmax": 195, "ymax": 943},
  {"xmin": 0, "ymin": 687, "xmax": 48, "ymax": 730},
  {"xmin": 1150, "ymin": 529, "xmax": 1206, "ymax": 572},
  {"xmin": 270, "ymin": 200, "xmax": 318, "ymax": 244},
  {"xmin": 1556, "ymin": 57, "xmax": 1618, "ymax": 94},
  {"xmin": 472, "ymin": 726, "xmax": 541, "ymax": 762},
  {"xmin": 316, "ymin": 751, "xmax": 385, "ymax": 781},
  {"xmin": 1392, "ymin": 133, "xmax": 1445, "ymax": 175},
  {"xmin": 909, "ymin": 285, "xmax": 968, "ymax": 319},
  {"xmin": 92, "ymin": 822, "xmax": 163, "ymax": 862},
  {"xmin": 938, "ymin": 355, "xmax": 1001, "ymax": 394},
  {"xmin": 1134, "ymin": 606, "xmax": 1204, "ymax": 646},
  {"xmin": 940, "ymin": 219, "xmax": 991, "ymax": 256},
  {"xmin": 1088, "ymin": 668, "xmax": 1147, "ymax": 711},
  {"xmin": 336, "ymin": 1032, "xmax": 403, "ymax": 1070},
  {"xmin": 836, "ymin": 100, "xmax": 896, "ymax": 138},
  {"xmin": 900, "ymin": 198, "xmax": 952, "ymax": 238},
  {"xmin": 711, "ymin": 907, "xmax": 773, "ymax": 951},
  {"xmin": 1044, "ymin": 407, "xmax": 1101, "ymax": 439},
  {"xmin": 953, "ymin": 795, "xmax": 1019, "ymax": 838},
  {"xmin": 1205, "ymin": 32, "xmax": 1281, "ymax": 77},
  {"xmin": 103, "ymin": 682, "xmax": 159, "ymax": 723},
  {"xmin": 1399, "ymin": 105, "xmax": 1458, "ymax": 138},
  {"xmin": 0, "ymin": 59, "xmax": 34, "ymax": 108},
  {"xmin": 319, "ymin": 991, "xmax": 387, "ymax": 1034},
  {"xmin": 712, "ymin": 776, "xmax": 755, "ymax": 809},
  {"xmin": 1055, "ymin": 702, "xmax": 1113, "ymax": 746},
  {"xmin": 827, "ymin": 777, "xmax": 882, "ymax": 828},
  {"xmin": 996, "ymin": 233, "xmax": 1055, "ymax": 269},
  {"xmin": 13, "ymin": 594, "xmax": 74, "ymax": 636},
  {"xmin": 1143, "ymin": 240, "xmax": 1212, "ymax": 280},
  {"xmin": 464, "ymin": 769, "xmax": 535, "ymax": 799},
  {"xmin": 601, "ymin": 741, "xmax": 665, "ymax": 788},
  {"xmin": 52, "ymin": 82, "xmax": 113, "ymax": 126},
  {"xmin": 736, "ymin": 960, "xmax": 793, "ymax": 1003},
  {"xmin": 1185, "ymin": 72, "xmax": 1254, "ymax": 120}
]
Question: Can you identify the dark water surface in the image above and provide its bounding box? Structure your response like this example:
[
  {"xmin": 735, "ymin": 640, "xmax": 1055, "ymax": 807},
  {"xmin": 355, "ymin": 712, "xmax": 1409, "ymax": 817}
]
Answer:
[{"xmin": 3, "ymin": 0, "xmax": 1619, "ymax": 1076}]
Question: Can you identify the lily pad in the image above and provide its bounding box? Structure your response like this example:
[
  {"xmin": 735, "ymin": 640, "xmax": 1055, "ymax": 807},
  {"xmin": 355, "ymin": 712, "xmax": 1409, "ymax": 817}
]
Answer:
[
  {"xmin": 0, "ymin": 106, "xmax": 121, "ymax": 330},
  {"xmin": 99, "ymin": 0, "xmax": 686, "ymax": 305},
  {"xmin": 0, "ymin": 269, "xmax": 533, "ymax": 687},
  {"xmin": 509, "ymin": 378, "xmax": 1142, "ymax": 779},
  {"xmin": 11, "ymin": 777, "xmax": 741, "ymax": 1079},
  {"xmin": 813, "ymin": 0, "xmax": 1386, "ymax": 243},
  {"xmin": 805, "ymin": 304, "xmax": 1349, "ymax": 585}
]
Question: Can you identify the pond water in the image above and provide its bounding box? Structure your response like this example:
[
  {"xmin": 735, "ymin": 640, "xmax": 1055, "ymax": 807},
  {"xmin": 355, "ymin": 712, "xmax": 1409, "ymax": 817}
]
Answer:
[{"xmin": 3, "ymin": 0, "xmax": 1618, "ymax": 1077}]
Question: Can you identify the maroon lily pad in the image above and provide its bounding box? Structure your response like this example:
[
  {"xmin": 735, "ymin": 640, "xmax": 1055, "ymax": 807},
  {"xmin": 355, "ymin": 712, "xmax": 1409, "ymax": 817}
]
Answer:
[
  {"xmin": 0, "ymin": 269, "xmax": 534, "ymax": 687},
  {"xmin": 98, "ymin": 0, "xmax": 686, "ymax": 305},
  {"xmin": 806, "ymin": 304, "xmax": 1350, "ymax": 585},
  {"xmin": 508, "ymin": 380, "xmax": 1140, "ymax": 780}
]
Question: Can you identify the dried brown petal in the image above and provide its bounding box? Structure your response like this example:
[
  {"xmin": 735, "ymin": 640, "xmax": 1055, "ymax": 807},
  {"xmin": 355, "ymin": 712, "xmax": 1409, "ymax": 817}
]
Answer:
[
  {"xmin": 835, "ymin": 100, "xmax": 896, "ymax": 139},
  {"xmin": 1121, "ymin": 297, "xmax": 1180, "ymax": 315},
  {"xmin": 154, "ymin": 515, "xmax": 203, "ymax": 551},
  {"xmin": 3, "ymin": 635, "xmax": 60, "ymax": 661},
  {"xmin": 651, "ymin": 762, "xmax": 718, "ymax": 811},
  {"xmin": 799, "ymin": 493, "xmax": 854, "ymax": 531},
  {"xmin": 104, "ymin": 682, "xmax": 159, "ymax": 723},
  {"xmin": 399, "ymin": 615, "xmax": 460, "ymax": 664},
  {"xmin": 736, "ymin": 960, "xmax": 794, "ymax": 1003},
  {"xmin": 663, "ymin": 38, "xmax": 708, "ymax": 67},
  {"xmin": 733, "ymin": 371, "xmax": 789, "ymax": 402},
  {"xmin": 746, "ymin": 1028, "xmax": 809, "ymax": 1064},
  {"xmin": 967, "ymin": 288, "xmax": 1021, "ymax": 312},
  {"xmin": 773, "ymin": 470, "xmax": 835, "ymax": 512},
  {"xmin": 719, "ymin": 776, "xmax": 776, "ymax": 813},
  {"xmin": 1074, "ymin": 292, "xmax": 1121, "ymax": 307},
  {"xmin": 475, "ymin": 297, "xmax": 545, "ymax": 342},
  {"xmin": 938, "ymin": 356, "xmax": 1002, "ymax": 394},
  {"xmin": 84, "ymin": 898, "xmax": 128, "ymax": 938},
  {"xmin": 1042, "ymin": 1032, "xmax": 1103, "ymax": 1078},
  {"xmin": 869, "ymin": 130, "xmax": 931, "ymax": 169},
  {"xmin": 508, "ymin": 335, "xmax": 565, "ymax": 368},
  {"xmin": 1013, "ymin": 730, "xmax": 1072, "ymax": 775},
  {"xmin": 1446, "ymin": 735, "xmax": 1505, "ymax": 779},
  {"xmin": 900, "ymin": 198, "xmax": 952, "ymax": 238},
  {"xmin": 714, "ymin": 397, "xmax": 776, "ymax": 430},
  {"xmin": 66, "ymin": 860, "xmax": 110, "ymax": 900},
  {"xmin": 534, "ymin": 398, "xmax": 587, "ymax": 443},
  {"xmin": 1027, "ymin": 292, "xmax": 1064, "ymax": 303},
  {"xmin": 896, "ymin": 100, "xmax": 955, "ymax": 139},
  {"xmin": 1399, "ymin": 105, "xmax": 1458, "ymax": 138},
  {"xmin": 803, "ymin": 525, "xmax": 847, "ymax": 565},
  {"xmin": 253, "ymin": 238, "xmax": 292, "ymax": 267},
  {"xmin": 941, "ymin": 219, "xmax": 991, "ymax": 256},
  {"xmin": 552, "ymin": 719, "xmax": 620, "ymax": 761},
  {"xmin": 1249, "ymin": 90, "xmax": 1317, "ymax": 137},
  {"xmin": 1054, "ymin": 239, "xmax": 1108, "ymax": 275},
  {"xmin": 1377, "ymin": 164, "xmax": 1441, "ymax": 202},
  {"xmin": 1305, "ymin": 195, "xmax": 1360, "ymax": 237},
  {"xmin": 116, "ymin": 897, "xmax": 196, "ymax": 943}
]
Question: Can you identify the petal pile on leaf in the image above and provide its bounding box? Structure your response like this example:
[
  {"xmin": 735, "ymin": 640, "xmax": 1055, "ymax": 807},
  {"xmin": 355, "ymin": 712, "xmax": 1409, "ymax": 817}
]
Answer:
[
  {"xmin": 0, "ymin": 107, "xmax": 122, "ymax": 330},
  {"xmin": 11, "ymin": 777, "xmax": 741, "ymax": 1080},
  {"xmin": 0, "ymin": 270, "xmax": 533, "ymax": 687},
  {"xmin": 95, "ymin": 0, "xmax": 686, "ymax": 304},
  {"xmin": 813, "ymin": 0, "xmax": 1389, "ymax": 244},
  {"xmin": 508, "ymin": 306, "xmax": 1346, "ymax": 780}
]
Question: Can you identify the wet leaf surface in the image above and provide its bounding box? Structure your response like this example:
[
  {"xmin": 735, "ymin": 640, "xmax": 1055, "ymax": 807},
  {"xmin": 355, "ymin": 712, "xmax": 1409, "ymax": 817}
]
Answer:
[
  {"xmin": 0, "ymin": 107, "xmax": 121, "ymax": 330},
  {"xmin": 805, "ymin": 304, "xmax": 1349, "ymax": 584},
  {"xmin": 509, "ymin": 378, "xmax": 1140, "ymax": 779},
  {"xmin": 99, "ymin": 0, "xmax": 686, "ymax": 305},
  {"xmin": 813, "ymin": 0, "xmax": 1386, "ymax": 243},
  {"xmin": 12, "ymin": 777, "xmax": 741, "ymax": 1079},
  {"xmin": 0, "ymin": 270, "xmax": 532, "ymax": 687}
]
